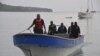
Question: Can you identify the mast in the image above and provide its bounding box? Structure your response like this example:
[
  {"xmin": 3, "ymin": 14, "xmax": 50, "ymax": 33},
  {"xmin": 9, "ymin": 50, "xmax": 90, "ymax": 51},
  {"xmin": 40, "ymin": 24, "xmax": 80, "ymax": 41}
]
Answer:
[
  {"xmin": 91, "ymin": 0, "xmax": 94, "ymax": 11},
  {"xmin": 87, "ymin": 0, "xmax": 94, "ymax": 12},
  {"xmin": 87, "ymin": 0, "xmax": 89, "ymax": 11}
]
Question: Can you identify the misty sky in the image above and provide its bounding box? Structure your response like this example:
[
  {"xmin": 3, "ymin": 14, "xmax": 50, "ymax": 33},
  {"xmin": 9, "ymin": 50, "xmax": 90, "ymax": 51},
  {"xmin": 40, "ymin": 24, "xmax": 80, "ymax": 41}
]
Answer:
[{"xmin": 0, "ymin": 0, "xmax": 100, "ymax": 12}]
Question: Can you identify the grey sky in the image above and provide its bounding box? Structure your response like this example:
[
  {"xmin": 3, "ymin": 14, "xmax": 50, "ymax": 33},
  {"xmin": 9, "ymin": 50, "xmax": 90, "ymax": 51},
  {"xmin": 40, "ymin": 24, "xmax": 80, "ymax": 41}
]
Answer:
[{"xmin": 0, "ymin": 0, "xmax": 100, "ymax": 12}]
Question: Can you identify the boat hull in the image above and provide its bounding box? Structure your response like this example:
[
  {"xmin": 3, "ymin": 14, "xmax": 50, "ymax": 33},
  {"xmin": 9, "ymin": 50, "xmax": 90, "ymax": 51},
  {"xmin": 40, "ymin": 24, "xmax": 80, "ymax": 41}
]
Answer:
[
  {"xmin": 13, "ymin": 33, "xmax": 84, "ymax": 56},
  {"xmin": 18, "ymin": 44, "xmax": 84, "ymax": 56},
  {"xmin": 78, "ymin": 12, "xmax": 93, "ymax": 18}
]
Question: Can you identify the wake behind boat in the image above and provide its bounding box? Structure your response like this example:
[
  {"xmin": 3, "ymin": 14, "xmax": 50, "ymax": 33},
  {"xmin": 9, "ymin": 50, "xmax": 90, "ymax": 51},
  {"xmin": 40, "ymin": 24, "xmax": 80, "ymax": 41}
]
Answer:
[{"xmin": 13, "ymin": 33, "xmax": 84, "ymax": 56}]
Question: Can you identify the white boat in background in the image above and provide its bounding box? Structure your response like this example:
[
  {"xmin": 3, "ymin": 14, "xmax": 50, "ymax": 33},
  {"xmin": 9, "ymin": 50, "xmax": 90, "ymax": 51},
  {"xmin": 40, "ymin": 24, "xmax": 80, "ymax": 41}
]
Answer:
[
  {"xmin": 13, "ymin": 33, "xmax": 84, "ymax": 56},
  {"xmin": 78, "ymin": 0, "xmax": 95, "ymax": 18},
  {"xmin": 78, "ymin": 11, "xmax": 93, "ymax": 18}
]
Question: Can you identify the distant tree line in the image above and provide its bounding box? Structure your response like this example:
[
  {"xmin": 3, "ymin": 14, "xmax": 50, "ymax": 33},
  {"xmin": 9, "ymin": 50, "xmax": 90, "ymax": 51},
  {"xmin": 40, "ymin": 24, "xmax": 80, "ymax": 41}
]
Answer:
[{"xmin": 0, "ymin": 3, "xmax": 53, "ymax": 12}]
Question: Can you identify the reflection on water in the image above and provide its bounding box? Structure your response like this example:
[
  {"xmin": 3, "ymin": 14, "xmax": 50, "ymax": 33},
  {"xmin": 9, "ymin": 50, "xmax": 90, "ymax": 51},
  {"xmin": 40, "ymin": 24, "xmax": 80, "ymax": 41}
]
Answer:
[{"xmin": 73, "ymin": 49, "xmax": 83, "ymax": 56}]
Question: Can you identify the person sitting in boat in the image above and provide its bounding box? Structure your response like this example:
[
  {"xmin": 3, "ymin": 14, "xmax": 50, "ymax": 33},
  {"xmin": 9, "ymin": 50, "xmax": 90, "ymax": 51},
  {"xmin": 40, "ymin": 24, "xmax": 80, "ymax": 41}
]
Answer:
[
  {"xmin": 48, "ymin": 21, "xmax": 57, "ymax": 35},
  {"xmin": 28, "ymin": 14, "xmax": 46, "ymax": 34},
  {"xmin": 68, "ymin": 22, "xmax": 74, "ymax": 38},
  {"xmin": 58, "ymin": 23, "xmax": 67, "ymax": 34}
]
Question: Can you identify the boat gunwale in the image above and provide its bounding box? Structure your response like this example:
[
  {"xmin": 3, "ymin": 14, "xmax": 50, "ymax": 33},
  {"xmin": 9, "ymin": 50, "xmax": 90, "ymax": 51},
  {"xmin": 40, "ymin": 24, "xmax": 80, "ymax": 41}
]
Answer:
[{"xmin": 13, "ymin": 33, "xmax": 84, "ymax": 40}]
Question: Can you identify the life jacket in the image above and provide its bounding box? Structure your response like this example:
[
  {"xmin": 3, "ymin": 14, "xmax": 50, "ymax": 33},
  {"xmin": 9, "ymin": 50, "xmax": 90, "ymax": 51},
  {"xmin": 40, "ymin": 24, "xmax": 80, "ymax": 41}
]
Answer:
[{"xmin": 34, "ymin": 18, "xmax": 43, "ymax": 29}]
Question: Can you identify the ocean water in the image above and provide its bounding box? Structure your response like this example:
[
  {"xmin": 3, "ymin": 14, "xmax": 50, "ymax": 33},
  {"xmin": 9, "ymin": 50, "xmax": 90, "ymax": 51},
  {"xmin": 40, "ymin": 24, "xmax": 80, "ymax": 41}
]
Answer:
[{"xmin": 0, "ymin": 12, "xmax": 100, "ymax": 56}]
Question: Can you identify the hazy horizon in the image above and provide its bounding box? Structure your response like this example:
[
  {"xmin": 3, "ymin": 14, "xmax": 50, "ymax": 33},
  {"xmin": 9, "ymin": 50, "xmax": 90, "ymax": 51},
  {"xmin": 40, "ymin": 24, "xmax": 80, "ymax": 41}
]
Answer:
[{"xmin": 0, "ymin": 0, "xmax": 100, "ymax": 12}]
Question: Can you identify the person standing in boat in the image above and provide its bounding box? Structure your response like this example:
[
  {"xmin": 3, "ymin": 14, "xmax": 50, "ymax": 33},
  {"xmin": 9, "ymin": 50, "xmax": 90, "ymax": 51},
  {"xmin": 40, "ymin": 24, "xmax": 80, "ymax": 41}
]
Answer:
[
  {"xmin": 73, "ymin": 22, "xmax": 80, "ymax": 38},
  {"xmin": 48, "ymin": 21, "xmax": 56, "ymax": 35},
  {"xmin": 68, "ymin": 22, "xmax": 74, "ymax": 38},
  {"xmin": 68, "ymin": 22, "xmax": 80, "ymax": 38},
  {"xmin": 58, "ymin": 23, "xmax": 67, "ymax": 34},
  {"xmin": 28, "ymin": 14, "xmax": 46, "ymax": 34}
]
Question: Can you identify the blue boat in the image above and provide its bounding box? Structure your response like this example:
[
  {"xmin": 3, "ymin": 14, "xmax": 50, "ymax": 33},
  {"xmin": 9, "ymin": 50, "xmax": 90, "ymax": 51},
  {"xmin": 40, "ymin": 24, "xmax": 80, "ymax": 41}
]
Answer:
[{"xmin": 13, "ymin": 33, "xmax": 84, "ymax": 56}]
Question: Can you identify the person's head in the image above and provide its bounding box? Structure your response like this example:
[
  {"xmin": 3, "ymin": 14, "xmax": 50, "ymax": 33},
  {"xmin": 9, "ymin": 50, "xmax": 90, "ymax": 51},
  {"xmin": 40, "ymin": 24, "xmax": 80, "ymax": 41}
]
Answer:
[
  {"xmin": 50, "ymin": 21, "xmax": 53, "ymax": 25},
  {"xmin": 61, "ymin": 23, "xmax": 64, "ymax": 26},
  {"xmin": 74, "ymin": 22, "xmax": 77, "ymax": 26},
  {"xmin": 71, "ymin": 22, "xmax": 74, "ymax": 26},
  {"xmin": 36, "ymin": 14, "xmax": 40, "ymax": 19}
]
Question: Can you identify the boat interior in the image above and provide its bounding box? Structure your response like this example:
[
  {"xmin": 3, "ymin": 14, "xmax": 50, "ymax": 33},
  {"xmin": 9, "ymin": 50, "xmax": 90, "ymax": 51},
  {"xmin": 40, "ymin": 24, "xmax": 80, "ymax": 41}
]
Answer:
[{"xmin": 17, "ymin": 33, "xmax": 83, "ymax": 39}]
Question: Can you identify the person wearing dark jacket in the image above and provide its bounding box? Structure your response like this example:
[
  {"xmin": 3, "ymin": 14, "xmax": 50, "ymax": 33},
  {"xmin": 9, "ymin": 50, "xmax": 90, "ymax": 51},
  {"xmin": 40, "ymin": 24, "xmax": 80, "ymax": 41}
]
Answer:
[
  {"xmin": 68, "ymin": 22, "xmax": 80, "ymax": 38},
  {"xmin": 58, "ymin": 23, "xmax": 67, "ymax": 33},
  {"xmin": 73, "ymin": 22, "xmax": 80, "ymax": 38},
  {"xmin": 68, "ymin": 22, "xmax": 74, "ymax": 38},
  {"xmin": 48, "ymin": 21, "xmax": 56, "ymax": 35}
]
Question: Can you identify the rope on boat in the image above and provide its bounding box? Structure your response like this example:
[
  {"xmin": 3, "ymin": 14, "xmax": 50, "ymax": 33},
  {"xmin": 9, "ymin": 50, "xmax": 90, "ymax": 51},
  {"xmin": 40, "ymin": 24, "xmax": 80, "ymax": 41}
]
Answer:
[
  {"xmin": 18, "ymin": 29, "xmax": 32, "ymax": 34},
  {"xmin": 29, "ymin": 29, "xmax": 32, "ymax": 33},
  {"xmin": 18, "ymin": 29, "xmax": 27, "ymax": 34}
]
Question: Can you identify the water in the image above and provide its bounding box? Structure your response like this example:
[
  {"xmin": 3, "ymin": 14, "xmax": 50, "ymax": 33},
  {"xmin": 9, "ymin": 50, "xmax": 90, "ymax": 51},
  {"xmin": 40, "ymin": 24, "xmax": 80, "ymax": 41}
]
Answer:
[{"xmin": 0, "ymin": 12, "xmax": 100, "ymax": 56}]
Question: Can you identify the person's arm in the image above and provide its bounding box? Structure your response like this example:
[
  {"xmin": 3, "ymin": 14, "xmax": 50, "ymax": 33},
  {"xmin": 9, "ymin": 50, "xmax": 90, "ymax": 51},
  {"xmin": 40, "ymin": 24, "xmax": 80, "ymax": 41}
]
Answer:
[
  {"xmin": 27, "ymin": 20, "xmax": 35, "ymax": 30},
  {"xmin": 64, "ymin": 26, "xmax": 67, "ymax": 33},
  {"xmin": 48, "ymin": 25, "xmax": 50, "ymax": 34},
  {"xmin": 78, "ymin": 26, "xmax": 80, "ymax": 34},
  {"xmin": 68, "ymin": 27, "xmax": 70, "ymax": 34},
  {"xmin": 42, "ymin": 19, "xmax": 46, "ymax": 32},
  {"xmin": 54, "ymin": 25, "xmax": 57, "ymax": 33}
]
